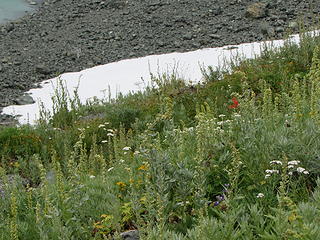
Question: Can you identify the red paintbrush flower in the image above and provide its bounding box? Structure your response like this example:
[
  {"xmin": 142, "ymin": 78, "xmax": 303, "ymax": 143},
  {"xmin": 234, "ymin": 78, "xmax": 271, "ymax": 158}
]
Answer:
[{"xmin": 228, "ymin": 97, "xmax": 239, "ymax": 109}]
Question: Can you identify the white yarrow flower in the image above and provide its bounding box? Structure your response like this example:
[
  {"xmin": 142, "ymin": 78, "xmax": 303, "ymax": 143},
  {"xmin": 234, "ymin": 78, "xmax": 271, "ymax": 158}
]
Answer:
[
  {"xmin": 257, "ymin": 193, "xmax": 265, "ymax": 198},
  {"xmin": 107, "ymin": 167, "xmax": 114, "ymax": 172},
  {"xmin": 123, "ymin": 146, "xmax": 131, "ymax": 151},
  {"xmin": 265, "ymin": 174, "xmax": 271, "ymax": 179},
  {"xmin": 270, "ymin": 160, "xmax": 282, "ymax": 165},
  {"xmin": 297, "ymin": 167, "xmax": 305, "ymax": 173},
  {"xmin": 89, "ymin": 175, "xmax": 96, "ymax": 179},
  {"xmin": 288, "ymin": 160, "xmax": 300, "ymax": 165},
  {"xmin": 107, "ymin": 133, "xmax": 114, "ymax": 137},
  {"xmin": 101, "ymin": 140, "xmax": 108, "ymax": 143}
]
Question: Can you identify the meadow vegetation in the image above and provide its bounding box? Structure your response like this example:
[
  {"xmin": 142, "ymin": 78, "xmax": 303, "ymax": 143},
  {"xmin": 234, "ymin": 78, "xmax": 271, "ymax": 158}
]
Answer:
[{"xmin": 1, "ymin": 32, "xmax": 320, "ymax": 239}]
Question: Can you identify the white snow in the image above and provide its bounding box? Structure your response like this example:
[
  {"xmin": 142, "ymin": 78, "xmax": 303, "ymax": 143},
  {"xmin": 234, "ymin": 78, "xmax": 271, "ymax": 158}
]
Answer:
[{"xmin": 3, "ymin": 31, "xmax": 319, "ymax": 124}]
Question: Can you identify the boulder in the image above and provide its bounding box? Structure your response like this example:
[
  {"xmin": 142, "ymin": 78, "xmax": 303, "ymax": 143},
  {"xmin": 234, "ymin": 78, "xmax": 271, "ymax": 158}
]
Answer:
[
  {"xmin": 14, "ymin": 94, "xmax": 35, "ymax": 105},
  {"xmin": 245, "ymin": 3, "xmax": 268, "ymax": 19},
  {"xmin": 120, "ymin": 230, "xmax": 139, "ymax": 240}
]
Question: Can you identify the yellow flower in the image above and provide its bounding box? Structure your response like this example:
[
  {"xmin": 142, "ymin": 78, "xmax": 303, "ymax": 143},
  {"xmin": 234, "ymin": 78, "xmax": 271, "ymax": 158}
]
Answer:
[
  {"xmin": 138, "ymin": 164, "xmax": 148, "ymax": 171},
  {"xmin": 116, "ymin": 181, "xmax": 126, "ymax": 189},
  {"xmin": 140, "ymin": 196, "xmax": 147, "ymax": 204},
  {"xmin": 129, "ymin": 178, "xmax": 134, "ymax": 184}
]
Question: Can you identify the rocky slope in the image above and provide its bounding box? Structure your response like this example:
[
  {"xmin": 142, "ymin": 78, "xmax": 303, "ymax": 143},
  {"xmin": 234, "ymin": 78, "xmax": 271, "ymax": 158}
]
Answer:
[{"xmin": 0, "ymin": 0, "xmax": 319, "ymax": 122}]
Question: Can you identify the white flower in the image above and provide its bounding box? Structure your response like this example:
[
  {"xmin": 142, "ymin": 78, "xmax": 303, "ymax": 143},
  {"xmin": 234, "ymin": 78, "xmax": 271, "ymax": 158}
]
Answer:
[
  {"xmin": 219, "ymin": 114, "xmax": 226, "ymax": 118},
  {"xmin": 288, "ymin": 165, "xmax": 294, "ymax": 169},
  {"xmin": 297, "ymin": 167, "xmax": 305, "ymax": 173},
  {"xmin": 101, "ymin": 140, "xmax": 108, "ymax": 143},
  {"xmin": 288, "ymin": 171, "xmax": 293, "ymax": 175},
  {"xmin": 265, "ymin": 169, "xmax": 279, "ymax": 175},
  {"xmin": 120, "ymin": 159, "xmax": 125, "ymax": 163},
  {"xmin": 303, "ymin": 170, "xmax": 309, "ymax": 175},
  {"xmin": 217, "ymin": 121, "xmax": 224, "ymax": 126},
  {"xmin": 107, "ymin": 129, "xmax": 114, "ymax": 133},
  {"xmin": 234, "ymin": 113, "xmax": 241, "ymax": 118},
  {"xmin": 288, "ymin": 160, "xmax": 300, "ymax": 165},
  {"xmin": 257, "ymin": 193, "xmax": 265, "ymax": 198},
  {"xmin": 123, "ymin": 146, "xmax": 131, "ymax": 151},
  {"xmin": 89, "ymin": 175, "xmax": 95, "ymax": 179},
  {"xmin": 107, "ymin": 167, "xmax": 114, "ymax": 172},
  {"xmin": 134, "ymin": 151, "xmax": 140, "ymax": 155},
  {"xmin": 265, "ymin": 174, "xmax": 271, "ymax": 179},
  {"xmin": 270, "ymin": 160, "xmax": 282, "ymax": 165},
  {"xmin": 98, "ymin": 124, "xmax": 105, "ymax": 128},
  {"xmin": 107, "ymin": 133, "xmax": 114, "ymax": 137}
]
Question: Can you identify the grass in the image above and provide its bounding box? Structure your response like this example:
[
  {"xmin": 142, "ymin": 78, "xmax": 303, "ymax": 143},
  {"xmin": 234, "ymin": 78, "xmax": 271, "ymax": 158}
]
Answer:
[{"xmin": 1, "ymin": 31, "xmax": 320, "ymax": 239}]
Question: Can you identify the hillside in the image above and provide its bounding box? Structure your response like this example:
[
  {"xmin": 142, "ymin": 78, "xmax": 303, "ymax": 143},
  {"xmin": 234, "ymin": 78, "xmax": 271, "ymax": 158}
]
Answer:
[{"xmin": 0, "ymin": 31, "xmax": 320, "ymax": 239}]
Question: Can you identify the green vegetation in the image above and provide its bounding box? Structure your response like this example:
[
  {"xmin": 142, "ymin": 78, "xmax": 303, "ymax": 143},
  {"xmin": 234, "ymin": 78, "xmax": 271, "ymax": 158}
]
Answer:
[{"xmin": 1, "ymin": 32, "xmax": 320, "ymax": 239}]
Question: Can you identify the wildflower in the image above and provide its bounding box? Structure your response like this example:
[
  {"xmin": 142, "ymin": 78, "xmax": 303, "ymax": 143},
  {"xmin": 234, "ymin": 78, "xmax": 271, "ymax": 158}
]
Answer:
[
  {"xmin": 123, "ymin": 146, "xmax": 131, "ymax": 151},
  {"xmin": 288, "ymin": 171, "xmax": 293, "ymax": 175},
  {"xmin": 288, "ymin": 160, "xmax": 300, "ymax": 165},
  {"xmin": 140, "ymin": 196, "xmax": 147, "ymax": 204},
  {"xmin": 138, "ymin": 164, "xmax": 148, "ymax": 171},
  {"xmin": 288, "ymin": 165, "xmax": 294, "ymax": 169},
  {"xmin": 270, "ymin": 160, "xmax": 282, "ymax": 165},
  {"xmin": 107, "ymin": 133, "xmax": 114, "ymax": 137},
  {"xmin": 296, "ymin": 167, "xmax": 305, "ymax": 173},
  {"xmin": 116, "ymin": 181, "xmax": 126, "ymax": 189},
  {"xmin": 213, "ymin": 201, "xmax": 220, "ymax": 206},
  {"xmin": 228, "ymin": 97, "xmax": 239, "ymax": 109},
  {"xmin": 107, "ymin": 167, "xmax": 114, "ymax": 172},
  {"xmin": 107, "ymin": 129, "xmax": 114, "ymax": 133},
  {"xmin": 120, "ymin": 159, "xmax": 125, "ymax": 163},
  {"xmin": 257, "ymin": 193, "xmax": 265, "ymax": 198},
  {"xmin": 265, "ymin": 169, "xmax": 279, "ymax": 174},
  {"xmin": 101, "ymin": 140, "xmax": 108, "ymax": 143},
  {"xmin": 219, "ymin": 114, "xmax": 226, "ymax": 118},
  {"xmin": 265, "ymin": 174, "xmax": 271, "ymax": 179},
  {"xmin": 217, "ymin": 121, "xmax": 224, "ymax": 125},
  {"xmin": 234, "ymin": 113, "xmax": 241, "ymax": 118},
  {"xmin": 98, "ymin": 124, "xmax": 105, "ymax": 128},
  {"xmin": 89, "ymin": 175, "xmax": 96, "ymax": 179},
  {"xmin": 303, "ymin": 170, "xmax": 309, "ymax": 175},
  {"xmin": 216, "ymin": 195, "xmax": 224, "ymax": 201},
  {"xmin": 134, "ymin": 151, "xmax": 140, "ymax": 155}
]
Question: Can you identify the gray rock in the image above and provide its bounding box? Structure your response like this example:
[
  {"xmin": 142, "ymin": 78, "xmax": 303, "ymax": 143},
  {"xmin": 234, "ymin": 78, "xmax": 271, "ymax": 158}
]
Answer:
[
  {"xmin": 245, "ymin": 3, "xmax": 268, "ymax": 19},
  {"xmin": 209, "ymin": 34, "xmax": 221, "ymax": 40},
  {"xmin": 260, "ymin": 22, "xmax": 275, "ymax": 37},
  {"xmin": 288, "ymin": 21, "xmax": 299, "ymax": 30},
  {"xmin": 14, "ymin": 94, "xmax": 35, "ymax": 105},
  {"xmin": 182, "ymin": 33, "xmax": 193, "ymax": 40},
  {"xmin": 35, "ymin": 64, "xmax": 52, "ymax": 75},
  {"xmin": 120, "ymin": 230, "xmax": 139, "ymax": 240},
  {"xmin": 275, "ymin": 26, "xmax": 285, "ymax": 33}
]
